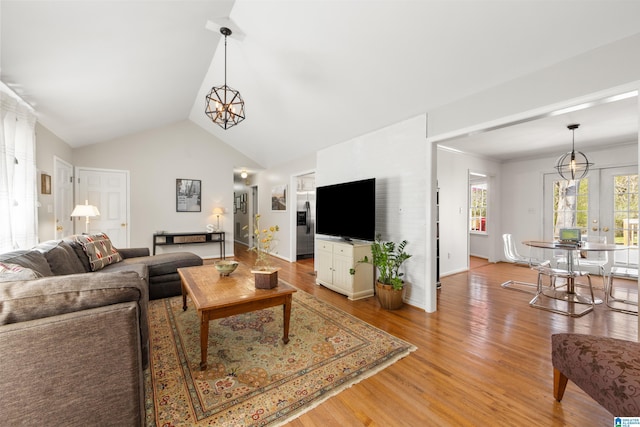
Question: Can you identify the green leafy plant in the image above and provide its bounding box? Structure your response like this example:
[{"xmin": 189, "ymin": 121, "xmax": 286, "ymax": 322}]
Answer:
[{"xmin": 351, "ymin": 234, "xmax": 412, "ymax": 290}]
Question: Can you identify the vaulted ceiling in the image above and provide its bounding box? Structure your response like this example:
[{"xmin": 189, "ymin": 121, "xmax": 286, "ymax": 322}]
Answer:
[{"xmin": 2, "ymin": 1, "xmax": 640, "ymax": 169}]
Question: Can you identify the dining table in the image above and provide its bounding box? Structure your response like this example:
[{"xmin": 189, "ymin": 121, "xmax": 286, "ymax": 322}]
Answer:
[{"xmin": 523, "ymin": 240, "xmax": 623, "ymax": 306}]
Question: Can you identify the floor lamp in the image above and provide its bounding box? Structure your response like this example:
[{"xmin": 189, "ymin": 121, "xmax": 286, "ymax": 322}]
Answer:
[{"xmin": 71, "ymin": 200, "xmax": 100, "ymax": 234}]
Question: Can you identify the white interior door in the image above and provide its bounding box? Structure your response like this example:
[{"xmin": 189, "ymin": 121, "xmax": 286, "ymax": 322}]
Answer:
[
  {"xmin": 53, "ymin": 157, "xmax": 74, "ymax": 239},
  {"xmin": 75, "ymin": 167, "xmax": 129, "ymax": 248}
]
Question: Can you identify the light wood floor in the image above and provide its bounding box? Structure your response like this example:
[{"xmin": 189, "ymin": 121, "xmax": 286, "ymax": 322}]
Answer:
[{"xmin": 219, "ymin": 245, "xmax": 638, "ymax": 426}]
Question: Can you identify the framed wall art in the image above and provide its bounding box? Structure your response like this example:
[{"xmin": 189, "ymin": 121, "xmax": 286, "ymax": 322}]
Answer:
[
  {"xmin": 41, "ymin": 173, "xmax": 51, "ymax": 195},
  {"xmin": 234, "ymin": 193, "xmax": 241, "ymax": 213},
  {"xmin": 271, "ymin": 184, "xmax": 287, "ymax": 211},
  {"xmin": 240, "ymin": 192, "xmax": 247, "ymax": 214},
  {"xmin": 176, "ymin": 179, "xmax": 201, "ymax": 212}
]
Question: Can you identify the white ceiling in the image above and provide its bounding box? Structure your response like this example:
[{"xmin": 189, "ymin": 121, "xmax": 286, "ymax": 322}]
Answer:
[
  {"xmin": 2, "ymin": 1, "xmax": 640, "ymax": 169},
  {"xmin": 439, "ymin": 93, "xmax": 639, "ymax": 161}
]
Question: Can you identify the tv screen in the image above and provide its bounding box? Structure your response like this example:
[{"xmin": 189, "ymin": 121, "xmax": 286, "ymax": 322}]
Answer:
[{"xmin": 316, "ymin": 178, "xmax": 375, "ymax": 241}]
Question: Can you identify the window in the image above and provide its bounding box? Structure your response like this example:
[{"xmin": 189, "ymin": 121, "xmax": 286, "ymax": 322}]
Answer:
[
  {"xmin": 614, "ymin": 174, "xmax": 639, "ymax": 247},
  {"xmin": 1, "ymin": 82, "xmax": 38, "ymax": 252},
  {"xmin": 469, "ymin": 173, "xmax": 488, "ymax": 234}
]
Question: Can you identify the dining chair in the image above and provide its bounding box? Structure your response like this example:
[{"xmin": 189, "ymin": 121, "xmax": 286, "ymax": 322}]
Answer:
[
  {"xmin": 503, "ymin": 233, "xmax": 550, "ymax": 267},
  {"xmin": 556, "ymin": 235, "xmax": 609, "ymax": 288},
  {"xmin": 501, "ymin": 233, "xmax": 550, "ymax": 293},
  {"xmin": 529, "ymin": 263, "xmax": 595, "ymax": 317},
  {"xmin": 606, "ymin": 266, "xmax": 638, "ymax": 314}
]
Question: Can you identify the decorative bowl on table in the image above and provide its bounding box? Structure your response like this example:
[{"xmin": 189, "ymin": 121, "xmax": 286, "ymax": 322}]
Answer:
[{"xmin": 214, "ymin": 260, "xmax": 239, "ymax": 276}]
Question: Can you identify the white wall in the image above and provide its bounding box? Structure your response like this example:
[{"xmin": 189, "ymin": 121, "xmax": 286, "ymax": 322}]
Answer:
[
  {"xmin": 316, "ymin": 114, "xmax": 430, "ymax": 310},
  {"xmin": 437, "ymin": 149, "xmax": 501, "ymax": 276},
  {"xmin": 71, "ymin": 120, "xmax": 260, "ymax": 259},
  {"xmin": 35, "ymin": 123, "xmax": 73, "ymax": 242}
]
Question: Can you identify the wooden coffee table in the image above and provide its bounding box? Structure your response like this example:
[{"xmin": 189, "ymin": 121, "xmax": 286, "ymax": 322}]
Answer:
[{"xmin": 178, "ymin": 264, "xmax": 296, "ymax": 370}]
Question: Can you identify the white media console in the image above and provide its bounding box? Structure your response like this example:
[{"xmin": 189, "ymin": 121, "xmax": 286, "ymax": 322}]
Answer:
[{"xmin": 315, "ymin": 238, "xmax": 374, "ymax": 300}]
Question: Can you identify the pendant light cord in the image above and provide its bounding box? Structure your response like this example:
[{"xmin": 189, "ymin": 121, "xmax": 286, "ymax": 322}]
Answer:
[
  {"xmin": 224, "ymin": 33, "xmax": 227, "ymax": 88},
  {"xmin": 223, "ymin": 33, "xmax": 227, "ymax": 105}
]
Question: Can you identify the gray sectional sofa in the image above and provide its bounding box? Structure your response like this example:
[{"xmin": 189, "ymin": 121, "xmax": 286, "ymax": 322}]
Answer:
[{"xmin": 0, "ymin": 234, "xmax": 203, "ymax": 426}]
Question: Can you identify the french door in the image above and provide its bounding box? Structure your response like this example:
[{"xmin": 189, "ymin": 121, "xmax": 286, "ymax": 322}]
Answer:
[{"xmin": 544, "ymin": 166, "xmax": 638, "ymax": 269}]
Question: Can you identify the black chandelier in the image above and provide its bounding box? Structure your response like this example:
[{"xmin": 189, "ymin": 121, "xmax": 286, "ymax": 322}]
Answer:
[
  {"xmin": 205, "ymin": 27, "xmax": 245, "ymax": 129},
  {"xmin": 555, "ymin": 124, "xmax": 593, "ymax": 180}
]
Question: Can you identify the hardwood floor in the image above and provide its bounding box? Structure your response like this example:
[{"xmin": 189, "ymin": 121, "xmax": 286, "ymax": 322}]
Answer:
[{"xmin": 220, "ymin": 246, "xmax": 638, "ymax": 426}]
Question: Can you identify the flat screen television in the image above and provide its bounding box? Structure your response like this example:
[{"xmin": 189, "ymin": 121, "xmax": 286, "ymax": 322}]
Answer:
[{"xmin": 316, "ymin": 178, "xmax": 375, "ymax": 241}]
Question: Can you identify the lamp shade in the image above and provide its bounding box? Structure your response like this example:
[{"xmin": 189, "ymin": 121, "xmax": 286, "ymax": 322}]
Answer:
[
  {"xmin": 70, "ymin": 203, "xmax": 100, "ymax": 217},
  {"xmin": 212, "ymin": 207, "xmax": 224, "ymax": 216},
  {"xmin": 71, "ymin": 200, "xmax": 100, "ymax": 234}
]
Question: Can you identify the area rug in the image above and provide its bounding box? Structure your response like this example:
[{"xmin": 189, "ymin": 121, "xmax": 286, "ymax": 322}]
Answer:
[{"xmin": 144, "ymin": 284, "xmax": 416, "ymax": 426}]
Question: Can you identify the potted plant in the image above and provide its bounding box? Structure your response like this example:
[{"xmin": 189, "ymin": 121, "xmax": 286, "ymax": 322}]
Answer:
[
  {"xmin": 353, "ymin": 234, "xmax": 412, "ymax": 309},
  {"xmin": 243, "ymin": 214, "xmax": 280, "ymax": 288}
]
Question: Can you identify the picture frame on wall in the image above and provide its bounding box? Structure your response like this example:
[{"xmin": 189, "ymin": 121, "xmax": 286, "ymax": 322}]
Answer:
[
  {"xmin": 239, "ymin": 192, "xmax": 247, "ymax": 214},
  {"xmin": 271, "ymin": 184, "xmax": 287, "ymax": 211},
  {"xmin": 41, "ymin": 173, "xmax": 51, "ymax": 195},
  {"xmin": 176, "ymin": 179, "xmax": 201, "ymax": 212},
  {"xmin": 234, "ymin": 194, "xmax": 241, "ymax": 213}
]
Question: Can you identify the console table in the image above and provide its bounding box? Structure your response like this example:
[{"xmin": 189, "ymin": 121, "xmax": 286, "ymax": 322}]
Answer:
[{"xmin": 153, "ymin": 231, "xmax": 225, "ymax": 258}]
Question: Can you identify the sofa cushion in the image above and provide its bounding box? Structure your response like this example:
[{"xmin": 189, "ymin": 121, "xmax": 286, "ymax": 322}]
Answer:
[
  {"xmin": 0, "ymin": 271, "xmax": 146, "ymax": 325},
  {"xmin": 0, "ymin": 262, "xmax": 42, "ymax": 282},
  {"xmin": 0, "ymin": 302, "xmax": 145, "ymax": 424},
  {"xmin": 123, "ymin": 252, "xmax": 203, "ymax": 276},
  {"xmin": 75, "ymin": 233, "xmax": 123, "ymax": 271},
  {"xmin": 117, "ymin": 247, "xmax": 150, "ymax": 259},
  {"xmin": 35, "ymin": 240, "xmax": 87, "ymax": 276},
  {"xmin": 64, "ymin": 239, "xmax": 91, "ymax": 272},
  {"xmin": 0, "ymin": 270, "xmax": 149, "ymax": 370},
  {"xmin": 101, "ymin": 262, "xmax": 148, "ymax": 284},
  {"xmin": 0, "ymin": 250, "xmax": 54, "ymax": 277}
]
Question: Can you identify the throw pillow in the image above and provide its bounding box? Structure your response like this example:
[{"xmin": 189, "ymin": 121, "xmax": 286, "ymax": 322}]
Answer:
[
  {"xmin": 0, "ymin": 262, "xmax": 42, "ymax": 282},
  {"xmin": 74, "ymin": 233, "xmax": 123, "ymax": 271}
]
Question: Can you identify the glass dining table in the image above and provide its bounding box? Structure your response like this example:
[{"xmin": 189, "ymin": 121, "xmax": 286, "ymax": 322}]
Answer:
[{"xmin": 523, "ymin": 240, "xmax": 622, "ymax": 306}]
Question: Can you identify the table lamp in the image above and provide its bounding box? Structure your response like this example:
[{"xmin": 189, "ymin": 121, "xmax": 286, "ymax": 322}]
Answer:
[
  {"xmin": 71, "ymin": 200, "xmax": 100, "ymax": 234},
  {"xmin": 212, "ymin": 207, "xmax": 224, "ymax": 231}
]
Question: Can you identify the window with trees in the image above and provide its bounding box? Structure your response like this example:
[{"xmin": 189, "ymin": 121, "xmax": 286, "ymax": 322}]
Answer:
[
  {"xmin": 469, "ymin": 174, "xmax": 487, "ymax": 234},
  {"xmin": 553, "ymin": 179, "xmax": 588, "ymax": 239},
  {"xmin": 613, "ymin": 174, "xmax": 638, "ymax": 247}
]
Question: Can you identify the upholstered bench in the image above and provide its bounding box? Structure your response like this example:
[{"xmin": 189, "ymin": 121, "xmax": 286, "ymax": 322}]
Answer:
[{"xmin": 552, "ymin": 333, "xmax": 640, "ymax": 416}]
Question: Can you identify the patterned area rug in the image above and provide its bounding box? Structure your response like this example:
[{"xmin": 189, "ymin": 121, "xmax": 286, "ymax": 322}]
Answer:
[{"xmin": 144, "ymin": 284, "xmax": 416, "ymax": 426}]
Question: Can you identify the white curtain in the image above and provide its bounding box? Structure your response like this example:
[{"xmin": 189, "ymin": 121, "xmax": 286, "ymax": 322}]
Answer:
[{"xmin": 0, "ymin": 82, "xmax": 38, "ymax": 252}]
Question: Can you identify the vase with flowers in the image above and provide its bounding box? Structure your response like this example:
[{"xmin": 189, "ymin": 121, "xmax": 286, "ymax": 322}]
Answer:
[{"xmin": 244, "ymin": 214, "xmax": 280, "ymax": 288}]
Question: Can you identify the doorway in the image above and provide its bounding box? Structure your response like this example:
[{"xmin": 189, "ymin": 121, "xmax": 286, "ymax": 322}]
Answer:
[{"xmin": 295, "ymin": 173, "xmax": 315, "ymax": 260}]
